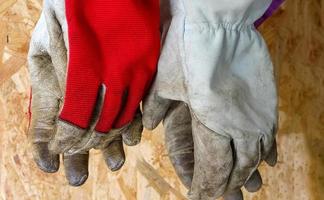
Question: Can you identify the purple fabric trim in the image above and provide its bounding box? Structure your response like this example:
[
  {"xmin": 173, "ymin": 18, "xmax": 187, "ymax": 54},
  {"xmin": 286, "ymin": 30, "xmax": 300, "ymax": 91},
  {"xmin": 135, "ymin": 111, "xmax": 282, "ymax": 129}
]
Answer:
[{"xmin": 254, "ymin": 0, "xmax": 284, "ymax": 27}]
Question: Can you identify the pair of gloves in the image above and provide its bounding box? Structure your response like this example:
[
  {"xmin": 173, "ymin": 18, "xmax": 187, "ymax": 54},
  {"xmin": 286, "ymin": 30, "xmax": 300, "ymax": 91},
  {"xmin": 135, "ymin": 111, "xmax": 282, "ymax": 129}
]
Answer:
[{"xmin": 28, "ymin": 0, "xmax": 281, "ymax": 199}]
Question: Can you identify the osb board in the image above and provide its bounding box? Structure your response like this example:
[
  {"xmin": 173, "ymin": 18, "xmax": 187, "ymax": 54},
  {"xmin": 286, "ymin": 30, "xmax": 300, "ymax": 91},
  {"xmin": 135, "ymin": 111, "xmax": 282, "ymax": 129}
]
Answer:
[{"xmin": 0, "ymin": 0, "xmax": 323, "ymax": 200}]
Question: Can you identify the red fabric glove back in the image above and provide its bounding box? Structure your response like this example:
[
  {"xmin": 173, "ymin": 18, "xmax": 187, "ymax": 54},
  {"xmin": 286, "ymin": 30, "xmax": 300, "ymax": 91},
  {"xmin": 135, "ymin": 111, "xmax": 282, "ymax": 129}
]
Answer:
[{"xmin": 61, "ymin": 0, "xmax": 160, "ymax": 133}]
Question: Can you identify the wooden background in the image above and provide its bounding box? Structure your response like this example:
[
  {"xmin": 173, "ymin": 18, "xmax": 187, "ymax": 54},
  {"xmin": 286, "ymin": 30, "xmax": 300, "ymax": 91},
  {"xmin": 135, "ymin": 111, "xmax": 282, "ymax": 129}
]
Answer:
[{"xmin": 0, "ymin": 0, "xmax": 323, "ymax": 199}]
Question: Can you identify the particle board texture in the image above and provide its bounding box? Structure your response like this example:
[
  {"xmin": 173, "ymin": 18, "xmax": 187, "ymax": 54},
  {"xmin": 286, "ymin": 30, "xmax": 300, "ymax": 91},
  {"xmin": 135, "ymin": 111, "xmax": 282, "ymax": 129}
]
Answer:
[{"xmin": 0, "ymin": 0, "xmax": 323, "ymax": 200}]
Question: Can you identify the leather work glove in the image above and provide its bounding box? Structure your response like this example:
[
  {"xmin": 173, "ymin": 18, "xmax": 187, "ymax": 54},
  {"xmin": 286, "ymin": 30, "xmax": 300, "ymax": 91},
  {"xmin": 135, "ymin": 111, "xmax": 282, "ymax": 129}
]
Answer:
[
  {"xmin": 28, "ymin": 0, "xmax": 142, "ymax": 186},
  {"xmin": 143, "ymin": 0, "xmax": 278, "ymax": 199},
  {"xmin": 48, "ymin": 0, "xmax": 160, "ymax": 155},
  {"xmin": 148, "ymin": 101, "xmax": 276, "ymax": 200}
]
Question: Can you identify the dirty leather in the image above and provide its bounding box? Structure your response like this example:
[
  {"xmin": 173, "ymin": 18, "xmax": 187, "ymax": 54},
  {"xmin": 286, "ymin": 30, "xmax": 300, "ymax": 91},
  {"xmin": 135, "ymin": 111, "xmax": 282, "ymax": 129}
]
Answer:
[
  {"xmin": 143, "ymin": 0, "xmax": 278, "ymax": 199},
  {"xmin": 28, "ymin": 0, "xmax": 142, "ymax": 186},
  {"xmin": 161, "ymin": 102, "xmax": 275, "ymax": 200}
]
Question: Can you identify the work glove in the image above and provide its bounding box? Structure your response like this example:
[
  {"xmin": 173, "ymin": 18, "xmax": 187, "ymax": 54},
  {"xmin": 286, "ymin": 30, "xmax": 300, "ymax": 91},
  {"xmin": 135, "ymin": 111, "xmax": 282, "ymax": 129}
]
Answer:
[
  {"xmin": 48, "ymin": 0, "xmax": 160, "ymax": 155},
  {"xmin": 143, "ymin": 0, "xmax": 278, "ymax": 199},
  {"xmin": 28, "ymin": 0, "xmax": 142, "ymax": 186},
  {"xmin": 149, "ymin": 101, "xmax": 276, "ymax": 200}
]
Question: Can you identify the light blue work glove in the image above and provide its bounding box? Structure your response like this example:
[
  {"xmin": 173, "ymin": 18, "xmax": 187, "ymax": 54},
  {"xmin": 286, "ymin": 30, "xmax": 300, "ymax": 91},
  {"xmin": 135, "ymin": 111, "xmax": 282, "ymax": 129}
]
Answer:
[{"xmin": 143, "ymin": 0, "xmax": 278, "ymax": 199}]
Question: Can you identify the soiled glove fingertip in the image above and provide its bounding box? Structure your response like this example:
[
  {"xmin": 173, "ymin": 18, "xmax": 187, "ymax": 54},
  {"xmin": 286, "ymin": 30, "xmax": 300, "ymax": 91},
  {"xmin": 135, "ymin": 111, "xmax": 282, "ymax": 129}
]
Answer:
[
  {"xmin": 143, "ymin": 110, "xmax": 162, "ymax": 131},
  {"xmin": 33, "ymin": 143, "xmax": 59, "ymax": 173},
  {"xmin": 64, "ymin": 153, "xmax": 89, "ymax": 187},
  {"xmin": 265, "ymin": 149, "xmax": 278, "ymax": 167},
  {"xmin": 122, "ymin": 123, "xmax": 143, "ymax": 146},
  {"xmin": 224, "ymin": 190, "xmax": 243, "ymax": 200},
  {"xmin": 101, "ymin": 139, "xmax": 126, "ymax": 171},
  {"xmin": 123, "ymin": 137, "xmax": 141, "ymax": 146},
  {"xmin": 107, "ymin": 159, "xmax": 125, "ymax": 172},
  {"xmin": 122, "ymin": 130, "xmax": 142, "ymax": 146},
  {"xmin": 142, "ymin": 117, "xmax": 157, "ymax": 131},
  {"xmin": 68, "ymin": 174, "xmax": 88, "ymax": 187},
  {"xmin": 34, "ymin": 157, "xmax": 59, "ymax": 173},
  {"xmin": 244, "ymin": 170, "xmax": 263, "ymax": 193}
]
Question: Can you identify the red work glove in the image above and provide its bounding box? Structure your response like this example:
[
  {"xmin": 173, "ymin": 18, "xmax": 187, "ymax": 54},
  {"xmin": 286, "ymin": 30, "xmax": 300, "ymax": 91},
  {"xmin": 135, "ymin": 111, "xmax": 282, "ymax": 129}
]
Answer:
[{"xmin": 60, "ymin": 0, "xmax": 160, "ymax": 133}]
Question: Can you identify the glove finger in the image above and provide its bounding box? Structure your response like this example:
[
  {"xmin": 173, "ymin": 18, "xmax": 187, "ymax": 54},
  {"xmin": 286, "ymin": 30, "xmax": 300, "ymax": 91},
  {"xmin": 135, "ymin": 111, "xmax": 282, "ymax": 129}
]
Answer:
[
  {"xmin": 244, "ymin": 170, "xmax": 262, "ymax": 193},
  {"xmin": 49, "ymin": 84, "xmax": 106, "ymax": 154},
  {"xmin": 29, "ymin": 53, "xmax": 61, "ymax": 172},
  {"xmin": 142, "ymin": 90, "xmax": 172, "ymax": 130},
  {"xmin": 32, "ymin": 141, "xmax": 60, "ymax": 173},
  {"xmin": 223, "ymin": 171, "xmax": 262, "ymax": 200},
  {"xmin": 264, "ymin": 139, "xmax": 278, "ymax": 167},
  {"xmin": 259, "ymin": 126, "xmax": 277, "ymax": 166},
  {"xmin": 63, "ymin": 152, "xmax": 89, "ymax": 187},
  {"xmin": 163, "ymin": 102, "xmax": 194, "ymax": 189},
  {"xmin": 225, "ymin": 138, "xmax": 261, "ymax": 192},
  {"xmin": 189, "ymin": 117, "xmax": 233, "ymax": 200},
  {"xmin": 101, "ymin": 137, "xmax": 125, "ymax": 171},
  {"xmin": 224, "ymin": 190, "xmax": 243, "ymax": 200},
  {"xmin": 30, "ymin": 96, "xmax": 60, "ymax": 172},
  {"xmin": 121, "ymin": 108, "xmax": 143, "ymax": 146}
]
